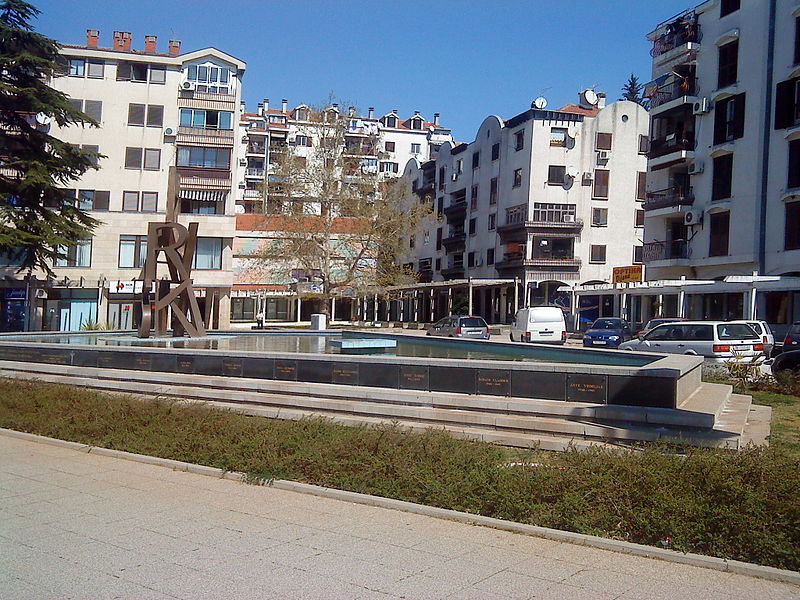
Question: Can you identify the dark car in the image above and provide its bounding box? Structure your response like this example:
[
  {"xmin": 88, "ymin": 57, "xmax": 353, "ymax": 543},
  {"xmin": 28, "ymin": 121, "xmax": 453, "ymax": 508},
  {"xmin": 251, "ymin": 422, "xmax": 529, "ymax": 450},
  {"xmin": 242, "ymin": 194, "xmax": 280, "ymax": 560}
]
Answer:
[
  {"xmin": 583, "ymin": 318, "xmax": 634, "ymax": 348},
  {"xmin": 638, "ymin": 317, "xmax": 686, "ymax": 338},
  {"xmin": 782, "ymin": 321, "xmax": 800, "ymax": 353},
  {"xmin": 427, "ymin": 315, "xmax": 490, "ymax": 340},
  {"xmin": 772, "ymin": 349, "xmax": 800, "ymax": 377}
]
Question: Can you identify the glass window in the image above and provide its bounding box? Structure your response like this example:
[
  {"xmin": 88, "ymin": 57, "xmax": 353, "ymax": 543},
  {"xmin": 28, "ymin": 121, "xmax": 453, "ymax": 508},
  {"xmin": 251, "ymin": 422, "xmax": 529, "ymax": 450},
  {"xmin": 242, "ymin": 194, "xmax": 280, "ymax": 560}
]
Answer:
[
  {"xmin": 149, "ymin": 65, "xmax": 166, "ymax": 84},
  {"xmin": 513, "ymin": 169, "xmax": 522, "ymax": 187},
  {"xmin": 77, "ymin": 190, "xmax": 94, "ymax": 210},
  {"xmin": 590, "ymin": 245, "xmax": 607, "ymax": 263},
  {"xmin": 717, "ymin": 323, "xmax": 758, "ymax": 340},
  {"xmin": 218, "ymin": 111, "xmax": 232, "ymax": 130},
  {"xmin": 122, "ymin": 191, "xmax": 139, "ymax": 212},
  {"xmin": 514, "ymin": 130, "xmax": 524, "ymax": 151},
  {"xmin": 128, "ymin": 103, "xmax": 145, "ymax": 126},
  {"xmin": 547, "ymin": 165, "xmax": 566, "ymax": 184},
  {"xmin": 411, "ymin": 143, "xmax": 421, "ymax": 154},
  {"xmin": 119, "ymin": 235, "xmax": 147, "ymax": 268},
  {"xmin": 68, "ymin": 58, "xmax": 84, "ymax": 76},
  {"xmin": 86, "ymin": 60, "xmax": 104, "ymax": 78},
  {"xmin": 141, "ymin": 192, "xmax": 158, "ymax": 213},
  {"xmin": 55, "ymin": 240, "xmax": 91, "ymax": 267},
  {"xmin": 491, "ymin": 143, "xmax": 500, "ymax": 160},
  {"xmin": 193, "ymin": 238, "xmax": 222, "ymax": 270},
  {"xmin": 550, "ymin": 128, "xmax": 567, "ymax": 146},
  {"xmin": 592, "ymin": 207, "xmax": 608, "ymax": 226},
  {"xmin": 143, "ymin": 148, "xmax": 161, "ymax": 170}
]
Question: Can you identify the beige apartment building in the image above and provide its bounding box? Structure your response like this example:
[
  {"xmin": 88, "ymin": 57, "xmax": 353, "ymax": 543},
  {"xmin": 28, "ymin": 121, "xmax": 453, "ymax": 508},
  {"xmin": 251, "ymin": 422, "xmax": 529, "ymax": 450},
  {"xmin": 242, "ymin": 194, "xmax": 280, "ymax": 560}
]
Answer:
[{"xmin": 0, "ymin": 30, "xmax": 245, "ymax": 332}]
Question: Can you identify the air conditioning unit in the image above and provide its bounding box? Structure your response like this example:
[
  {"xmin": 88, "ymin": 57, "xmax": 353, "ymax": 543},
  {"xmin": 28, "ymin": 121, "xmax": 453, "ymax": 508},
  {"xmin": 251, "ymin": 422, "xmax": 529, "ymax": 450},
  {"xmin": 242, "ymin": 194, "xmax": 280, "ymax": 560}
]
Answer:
[
  {"xmin": 238, "ymin": 159, "xmax": 247, "ymax": 166},
  {"xmin": 563, "ymin": 214, "xmax": 576, "ymax": 223},
  {"xmin": 597, "ymin": 150, "xmax": 611, "ymax": 161},
  {"xmin": 582, "ymin": 172, "xmax": 593, "ymax": 182},
  {"xmin": 684, "ymin": 209, "xmax": 703, "ymax": 226},
  {"xmin": 163, "ymin": 126, "xmax": 177, "ymax": 137},
  {"xmin": 693, "ymin": 97, "xmax": 710, "ymax": 115},
  {"xmin": 688, "ymin": 160, "xmax": 704, "ymax": 175},
  {"xmin": 181, "ymin": 81, "xmax": 196, "ymax": 91},
  {"xmin": 35, "ymin": 289, "xmax": 48, "ymax": 299}
]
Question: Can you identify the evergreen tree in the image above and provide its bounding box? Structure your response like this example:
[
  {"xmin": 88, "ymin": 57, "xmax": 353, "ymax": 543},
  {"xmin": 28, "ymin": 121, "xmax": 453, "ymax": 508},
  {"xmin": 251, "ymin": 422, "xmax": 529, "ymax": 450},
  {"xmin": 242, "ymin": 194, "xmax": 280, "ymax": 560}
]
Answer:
[
  {"xmin": 620, "ymin": 73, "xmax": 647, "ymax": 108},
  {"xmin": 0, "ymin": 0, "xmax": 100, "ymax": 274}
]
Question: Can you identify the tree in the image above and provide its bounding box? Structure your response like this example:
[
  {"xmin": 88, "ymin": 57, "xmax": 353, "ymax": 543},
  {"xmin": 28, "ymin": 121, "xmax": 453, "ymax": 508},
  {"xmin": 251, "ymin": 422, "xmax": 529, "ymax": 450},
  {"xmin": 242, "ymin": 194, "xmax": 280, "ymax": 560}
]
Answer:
[
  {"xmin": 250, "ymin": 99, "xmax": 430, "ymax": 317},
  {"xmin": 620, "ymin": 73, "xmax": 648, "ymax": 108},
  {"xmin": 0, "ymin": 0, "xmax": 100, "ymax": 274}
]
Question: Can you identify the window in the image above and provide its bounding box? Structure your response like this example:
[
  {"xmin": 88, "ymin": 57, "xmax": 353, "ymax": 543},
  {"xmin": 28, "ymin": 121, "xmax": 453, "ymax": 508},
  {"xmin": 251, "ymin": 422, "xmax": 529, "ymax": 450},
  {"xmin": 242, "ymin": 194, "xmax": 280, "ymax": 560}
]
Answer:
[
  {"xmin": 638, "ymin": 134, "xmax": 650, "ymax": 154},
  {"xmin": 487, "ymin": 248, "xmax": 495, "ymax": 265},
  {"xmin": 488, "ymin": 213, "xmax": 496, "ymax": 230},
  {"xmin": 456, "ymin": 159, "xmax": 463, "ymax": 174},
  {"xmin": 591, "ymin": 208, "xmax": 608, "ymax": 227},
  {"xmin": 713, "ymin": 93, "xmax": 746, "ymax": 144},
  {"xmin": 411, "ymin": 143, "xmax": 421, "ymax": 154},
  {"xmin": 409, "ymin": 235, "xmax": 415, "ymax": 249},
  {"xmin": 633, "ymin": 246, "xmax": 643, "ymax": 264},
  {"xmin": 119, "ymin": 235, "xmax": 147, "ymax": 268},
  {"xmin": 532, "ymin": 203, "xmax": 576, "ymax": 223},
  {"xmin": 547, "ymin": 165, "xmax": 566, "ymax": 185},
  {"xmin": 491, "ymin": 143, "xmax": 500, "ymax": 161},
  {"xmin": 795, "ymin": 17, "xmax": 800, "ymax": 65},
  {"xmin": 177, "ymin": 146, "xmax": 231, "ymax": 169},
  {"xmin": 411, "ymin": 118, "xmax": 423, "ymax": 130},
  {"xmin": 438, "ymin": 167, "xmax": 445, "ymax": 191},
  {"xmin": 467, "ymin": 252, "xmax": 475, "ymax": 268},
  {"xmin": 513, "ymin": 168, "xmax": 522, "ymax": 188},
  {"xmin": 146, "ymin": 105, "xmax": 164, "ymax": 128},
  {"xmin": 295, "ymin": 134, "xmax": 310, "ymax": 147},
  {"xmin": 436, "ymin": 227, "xmax": 443, "ymax": 250},
  {"xmin": 179, "ymin": 108, "xmax": 232, "ymax": 130},
  {"xmin": 124, "ymin": 147, "xmax": 143, "ymax": 169},
  {"xmin": 149, "ymin": 65, "xmax": 166, "ymax": 84},
  {"xmin": 435, "ymin": 258, "xmax": 441, "ymax": 271},
  {"xmin": 469, "ymin": 218, "xmax": 476, "ymax": 235},
  {"xmin": 117, "ymin": 61, "xmax": 150, "ymax": 83},
  {"xmin": 720, "ymin": 0, "xmax": 740, "ymax": 17},
  {"xmin": 775, "ymin": 77, "xmax": 800, "ymax": 129},
  {"xmin": 385, "ymin": 141, "xmax": 396, "ymax": 152},
  {"xmin": 81, "ymin": 144, "xmax": 99, "ymax": 166},
  {"xmin": 470, "ymin": 184, "xmax": 478, "ymax": 210},
  {"xmin": 185, "ymin": 64, "xmax": 230, "ymax": 92},
  {"xmin": 490, "ymin": 177, "xmax": 498, "ymax": 204},
  {"xmin": 789, "ymin": 140, "xmax": 800, "ymax": 188},
  {"xmin": 712, "ymin": 154, "xmax": 734, "ymax": 200},
  {"xmin": 590, "ymin": 245, "xmax": 607, "ymax": 263},
  {"xmin": 72, "ymin": 189, "xmax": 108, "ymax": 211},
  {"xmin": 514, "ymin": 130, "xmax": 525, "ymax": 151},
  {"xmin": 193, "ymin": 238, "xmax": 222, "ymax": 270},
  {"xmin": 635, "ymin": 209, "xmax": 645, "ymax": 227},
  {"xmin": 87, "ymin": 60, "xmax": 104, "ymax": 79},
  {"xmin": 472, "ymin": 152, "xmax": 480, "ymax": 169},
  {"xmin": 786, "ymin": 201, "xmax": 800, "ymax": 250},
  {"xmin": 143, "ymin": 148, "xmax": 161, "ymax": 170},
  {"xmin": 550, "ymin": 128, "xmax": 567, "ymax": 147},
  {"xmin": 128, "ymin": 104, "xmax": 145, "ymax": 126},
  {"xmin": 596, "ymin": 132, "xmax": 612, "ymax": 150},
  {"xmin": 593, "ymin": 169, "xmax": 609, "ymax": 198},
  {"xmin": 83, "ymin": 100, "xmax": 102, "ymax": 122},
  {"xmin": 423, "ymin": 231, "xmax": 430, "ymax": 245},
  {"xmin": 709, "ymin": 211, "xmax": 730, "ymax": 256},
  {"xmin": 68, "ymin": 58, "xmax": 84, "ymax": 77},
  {"xmin": 55, "ymin": 239, "xmax": 91, "ymax": 267},
  {"xmin": 122, "ymin": 191, "xmax": 157, "ymax": 212},
  {"xmin": 380, "ymin": 162, "xmax": 399, "ymax": 174},
  {"xmin": 718, "ymin": 41, "xmax": 739, "ymax": 89},
  {"xmin": 637, "ymin": 172, "xmax": 647, "ymax": 200}
]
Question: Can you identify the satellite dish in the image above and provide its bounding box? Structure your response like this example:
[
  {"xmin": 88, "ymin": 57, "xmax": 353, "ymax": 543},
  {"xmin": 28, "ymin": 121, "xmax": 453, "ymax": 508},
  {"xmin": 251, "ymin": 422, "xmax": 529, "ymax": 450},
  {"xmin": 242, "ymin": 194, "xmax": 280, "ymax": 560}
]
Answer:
[
  {"xmin": 566, "ymin": 166, "xmax": 580, "ymax": 178},
  {"xmin": 532, "ymin": 96, "xmax": 548, "ymax": 109},
  {"xmin": 582, "ymin": 89, "xmax": 598, "ymax": 106},
  {"xmin": 234, "ymin": 204, "xmax": 245, "ymax": 214},
  {"xmin": 567, "ymin": 125, "xmax": 580, "ymax": 138},
  {"xmin": 35, "ymin": 113, "xmax": 53, "ymax": 125}
]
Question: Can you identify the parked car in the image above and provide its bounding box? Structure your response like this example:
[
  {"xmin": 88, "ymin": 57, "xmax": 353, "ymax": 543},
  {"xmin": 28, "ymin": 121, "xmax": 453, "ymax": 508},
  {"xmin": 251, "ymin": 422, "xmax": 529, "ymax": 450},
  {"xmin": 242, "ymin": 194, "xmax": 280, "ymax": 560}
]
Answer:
[
  {"xmin": 582, "ymin": 318, "xmax": 634, "ymax": 348},
  {"xmin": 618, "ymin": 321, "xmax": 765, "ymax": 362},
  {"xmin": 426, "ymin": 315, "xmax": 490, "ymax": 339},
  {"xmin": 638, "ymin": 317, "xmax": 686, "ymax": 338},
  {"xmin": 510, "ymin": 306, "xmax": 567, "ymax": 344},
  {"xmin": 771, "ymin": 349, "xmax": 800, "ymax": 377},
  {"xmin": 782, "ymin": 321, "xmax": 800, "ymax": 353},
  {"xmin": 728, "ymin": 320, "xmax": 775, "ymax": 356}
]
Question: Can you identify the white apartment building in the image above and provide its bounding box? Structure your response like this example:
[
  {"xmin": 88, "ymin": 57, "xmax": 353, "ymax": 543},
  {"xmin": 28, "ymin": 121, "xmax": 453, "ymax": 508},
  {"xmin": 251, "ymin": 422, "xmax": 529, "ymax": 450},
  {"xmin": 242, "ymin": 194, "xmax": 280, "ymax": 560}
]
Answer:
[
  {"xmin": 575, "ymin": 0, "xmax": 800, "ymax": 336},
  {"xmin": 231, "ymin": 102, "xmax": 453, "ymax": 323},
  {"xmin": 399, "ymin": 92, "xmax": 649, "ymax": 326},
  {"xmin": 0, "ymin": 30, "xmax": 246, "ymax": 332}
]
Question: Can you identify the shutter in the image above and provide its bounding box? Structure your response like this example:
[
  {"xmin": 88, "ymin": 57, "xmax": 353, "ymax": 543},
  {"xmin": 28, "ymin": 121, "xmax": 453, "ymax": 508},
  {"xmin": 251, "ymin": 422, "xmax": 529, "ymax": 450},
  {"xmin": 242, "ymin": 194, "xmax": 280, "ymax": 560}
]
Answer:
[
  {"xmin": 637, "ymin": 172, "xmax": 647, "ymax": 199},
  {"xmin": 143, "ymin": 148, "xmax": 161, "ymax": 170},
  {"xmin": 92, "ymin": 190, "xmax": 110, "ymax": 211},
  {"xmin": 146, "ymin": 105, "xmax": 164, "ymax": 127},
  {"xmin": 733, "ymin": 93, "xmax": 746, "ymax": 140},
  {"xmin": 638, "ymin": 134, "xmax": 650, "ymax": 154},
  {"xmin": 141, "ymin": 192, "xmax": 158, "ymax": 212},
  {"xmin": 128, "ymin": 103, "xmax": 145, "ymax": 126},
  {"xmin": 775, "ymin": 79, "xmax": 795, "ymax": 130},
  {"xmin": 124, "ymin": 147, "xmax": 142, "ymax": 169},
  {"xmin": 116, "ymin": 62, "xmax": 132, "ymax": 81},
  {"xmin": 713, "ymin": 99, "xmax": 726, "ymax": 145},
  {"xmin": 593, "ymin": 169, "xmax": 609, "ymax": 198},
  {"xmin": 122, "ymin": 192, "xmax": 139, "ymax": 211},
  {"xmin": 596, "ymin": 133, "xmax": 612, "ymax": 150},
  {"xmin": 149, "ymin": 65, "xmax": 166, "ymax": 84},
  {"xmin": 83, "ymin": 100, "xmax": 102, "ymax": 122},
  {"xmin": 68, "ymin": 98, "xmax": 83, "ymax": 112},
  {"xmin": 789, "ymin": 140, "xmax": 800, "ymax": 188}
]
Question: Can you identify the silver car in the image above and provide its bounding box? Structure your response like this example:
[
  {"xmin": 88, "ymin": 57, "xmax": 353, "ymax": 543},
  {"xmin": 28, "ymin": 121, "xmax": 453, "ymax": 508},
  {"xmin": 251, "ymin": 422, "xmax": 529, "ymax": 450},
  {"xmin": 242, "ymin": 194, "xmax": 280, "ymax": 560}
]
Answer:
[
  {"xmin": 618, "ymin": 321, "xmax": 765, "ymax": 362},
  {"xmin": 427, "ymin": 316, "xmax": 490, "ymax": 339},
  {"xmin": 727, "ymin": 320, "xmax": 774, "ymax": 356}
]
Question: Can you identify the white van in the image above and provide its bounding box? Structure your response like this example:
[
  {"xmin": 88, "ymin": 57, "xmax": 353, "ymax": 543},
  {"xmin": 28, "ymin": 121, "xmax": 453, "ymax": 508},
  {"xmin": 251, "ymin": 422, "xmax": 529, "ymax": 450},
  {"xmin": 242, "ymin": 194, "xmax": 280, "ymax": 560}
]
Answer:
[{"xmin": 510, "ymin": 307, "xmax": 567, "ymax": 344}]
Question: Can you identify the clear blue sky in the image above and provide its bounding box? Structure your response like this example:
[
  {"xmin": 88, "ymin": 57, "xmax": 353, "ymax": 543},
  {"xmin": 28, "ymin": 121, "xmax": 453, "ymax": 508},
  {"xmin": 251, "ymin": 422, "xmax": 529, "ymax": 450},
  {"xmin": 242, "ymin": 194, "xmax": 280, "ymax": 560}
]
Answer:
[{"xmin": 35, "ymin": 0, "xmax": 691, "ymax": 141}]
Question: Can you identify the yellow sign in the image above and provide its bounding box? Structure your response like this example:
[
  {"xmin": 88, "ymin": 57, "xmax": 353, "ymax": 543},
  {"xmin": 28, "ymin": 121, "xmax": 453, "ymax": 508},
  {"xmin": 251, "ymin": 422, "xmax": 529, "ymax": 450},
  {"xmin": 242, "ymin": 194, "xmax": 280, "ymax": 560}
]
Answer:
[{"xmin": 612, "ymin": 265, "xmax": 643, "ymax": 284}]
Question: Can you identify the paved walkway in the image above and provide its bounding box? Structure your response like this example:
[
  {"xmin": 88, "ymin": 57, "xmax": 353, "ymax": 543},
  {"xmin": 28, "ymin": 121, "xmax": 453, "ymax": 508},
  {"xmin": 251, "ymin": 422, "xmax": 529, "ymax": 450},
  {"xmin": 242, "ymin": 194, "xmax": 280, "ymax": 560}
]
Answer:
[{"xmin": 1, "ymin": 435, "xmax": 797, "ymax": 600}]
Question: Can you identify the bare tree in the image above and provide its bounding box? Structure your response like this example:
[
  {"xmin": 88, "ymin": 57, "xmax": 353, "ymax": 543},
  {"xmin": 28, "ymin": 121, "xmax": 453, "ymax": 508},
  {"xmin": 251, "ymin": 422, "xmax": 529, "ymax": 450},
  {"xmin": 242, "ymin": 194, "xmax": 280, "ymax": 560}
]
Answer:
[{"xmin": 250, "ymin": 99, "xmax": 431, "ymax": 317}]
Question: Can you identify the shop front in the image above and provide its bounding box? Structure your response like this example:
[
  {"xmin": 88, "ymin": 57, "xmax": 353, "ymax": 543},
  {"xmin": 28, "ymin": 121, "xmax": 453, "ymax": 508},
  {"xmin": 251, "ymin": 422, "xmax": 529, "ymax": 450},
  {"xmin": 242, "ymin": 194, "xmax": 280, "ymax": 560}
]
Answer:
[{"xmin": 0, "ymin": 288, "xmax": 26, "ymax": 332}]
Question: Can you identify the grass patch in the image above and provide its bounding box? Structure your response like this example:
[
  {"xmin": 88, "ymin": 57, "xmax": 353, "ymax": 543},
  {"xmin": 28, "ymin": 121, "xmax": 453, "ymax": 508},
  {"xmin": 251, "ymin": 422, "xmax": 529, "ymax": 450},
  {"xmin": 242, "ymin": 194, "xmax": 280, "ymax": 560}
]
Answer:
[{"xmin": 1, "ymin": 377, "xmax": 799, "ymax": 572}]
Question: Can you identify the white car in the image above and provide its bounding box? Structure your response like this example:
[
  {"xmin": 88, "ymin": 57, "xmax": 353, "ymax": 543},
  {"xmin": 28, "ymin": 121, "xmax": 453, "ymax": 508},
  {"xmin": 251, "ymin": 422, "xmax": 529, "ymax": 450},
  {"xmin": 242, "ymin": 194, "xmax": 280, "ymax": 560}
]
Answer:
[
  {"xmin": 618, "ymin": 321, "xmax": 766, "ymax": 362},
  {"xmin": 727, "ymin": 320, "xmax": 774, "ymax": 356}
]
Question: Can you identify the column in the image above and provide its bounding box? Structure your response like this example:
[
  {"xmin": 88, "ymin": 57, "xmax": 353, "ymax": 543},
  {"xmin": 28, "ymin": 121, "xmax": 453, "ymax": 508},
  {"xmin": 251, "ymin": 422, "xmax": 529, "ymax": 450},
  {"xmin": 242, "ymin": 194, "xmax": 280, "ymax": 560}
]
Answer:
[
  {"xmin": 513, "ymin": 276, "xmax": 520, "ymax": 315},
  {"xmin": 413, "ymin": 290, "xmax": 419, "ymax": 322},
  {"xmin": 500, "ymin": 287, "xmax": 507, "ymax": 323},
  {"xmin": 295, "ymin": 296, "xmax": 301, "ymax": 323},
  {"xmin": 468, "ymin": 278, "xmax": 473, "ymax": 315},
  {"xmin": 330, "ymin": 296, "xmax": 336, "ymax": 324},
  {"xmin": 429, "ymin": 288, "xmax": 434, "ymax": 322},
  {"xmin": 217, "ymin": 289, "xmax": 231, "ymax": 330},
  {"xmin": 373, "ymin": 293, "xmax": 378, "ymax": 322},
  {"xmin": 447, "ymin": 287, "xmax": 453, "ymax": 316}
]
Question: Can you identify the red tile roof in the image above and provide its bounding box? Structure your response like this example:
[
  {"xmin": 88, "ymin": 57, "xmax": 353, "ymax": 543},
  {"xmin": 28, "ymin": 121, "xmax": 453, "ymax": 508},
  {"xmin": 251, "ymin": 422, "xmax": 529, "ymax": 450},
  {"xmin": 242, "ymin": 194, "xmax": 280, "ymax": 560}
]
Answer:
[{"xmin": 557, "ymin": 104, "xmax": 600, "ymax": 117}]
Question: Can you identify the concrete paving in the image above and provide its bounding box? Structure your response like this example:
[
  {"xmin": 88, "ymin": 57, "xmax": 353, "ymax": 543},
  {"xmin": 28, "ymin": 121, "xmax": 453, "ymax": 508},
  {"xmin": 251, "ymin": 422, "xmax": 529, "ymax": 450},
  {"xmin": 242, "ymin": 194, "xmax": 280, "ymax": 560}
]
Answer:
[{"xmin": 1, "ymin": 435, "xmax": 798, "ymax": 600}]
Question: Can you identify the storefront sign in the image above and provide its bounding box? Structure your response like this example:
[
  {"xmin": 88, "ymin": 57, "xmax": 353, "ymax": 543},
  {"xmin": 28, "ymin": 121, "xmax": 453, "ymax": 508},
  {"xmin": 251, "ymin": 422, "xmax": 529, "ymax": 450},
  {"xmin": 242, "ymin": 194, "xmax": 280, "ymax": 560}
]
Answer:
[{"xmin": 612, "ymin": 266, "xmax": 643, "ymax": 284}]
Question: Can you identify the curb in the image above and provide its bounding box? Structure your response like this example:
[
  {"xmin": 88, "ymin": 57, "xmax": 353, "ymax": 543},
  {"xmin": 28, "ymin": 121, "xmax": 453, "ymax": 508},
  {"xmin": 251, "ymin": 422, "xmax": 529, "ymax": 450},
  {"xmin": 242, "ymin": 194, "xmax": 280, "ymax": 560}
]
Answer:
[{"xmin": 2, "ymin": 427, "xmax": 798, "ymax": 586}]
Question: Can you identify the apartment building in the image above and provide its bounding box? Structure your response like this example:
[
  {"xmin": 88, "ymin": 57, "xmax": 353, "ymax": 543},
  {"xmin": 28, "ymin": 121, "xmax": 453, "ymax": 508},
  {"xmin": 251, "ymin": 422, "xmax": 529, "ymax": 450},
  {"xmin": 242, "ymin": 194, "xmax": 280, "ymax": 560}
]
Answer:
[
  {"xmin": 398, "ymin": 92, "xmax": 649, "ymax": 326},
  {"xmin": 0, "ymin": 30, "xmax": 246, "ymax": 332},
  {"xmin": 231, "ymin": 102, "xmax": 453, "ymax": 323},
  {"xmin": 574, "ymin": 0, "xmax": 800, "ymax": 335}
]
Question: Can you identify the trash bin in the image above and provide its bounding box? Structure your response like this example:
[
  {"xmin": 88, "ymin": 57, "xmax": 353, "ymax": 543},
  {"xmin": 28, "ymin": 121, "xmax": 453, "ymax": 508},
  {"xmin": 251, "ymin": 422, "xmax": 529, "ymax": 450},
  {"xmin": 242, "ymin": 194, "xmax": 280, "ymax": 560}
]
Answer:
[{"xmin": 310, "ymin": 313, "xmax": 328, "ymax": 330}]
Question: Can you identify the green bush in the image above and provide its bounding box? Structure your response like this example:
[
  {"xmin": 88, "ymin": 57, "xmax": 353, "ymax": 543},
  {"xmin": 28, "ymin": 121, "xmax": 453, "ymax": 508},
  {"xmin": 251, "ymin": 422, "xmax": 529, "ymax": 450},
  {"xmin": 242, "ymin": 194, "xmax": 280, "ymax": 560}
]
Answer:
[{"xmin": 1, "ymin": 378, "xmax": 798, "ymax": 571}]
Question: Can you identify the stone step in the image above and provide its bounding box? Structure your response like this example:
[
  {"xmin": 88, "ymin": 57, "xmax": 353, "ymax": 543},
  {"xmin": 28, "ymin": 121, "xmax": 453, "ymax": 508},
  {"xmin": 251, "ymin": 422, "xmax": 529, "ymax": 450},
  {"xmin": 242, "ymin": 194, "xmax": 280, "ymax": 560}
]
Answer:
[{"xmin": 739, "ymin": 404, "xmax": 772, "ymax": 447}]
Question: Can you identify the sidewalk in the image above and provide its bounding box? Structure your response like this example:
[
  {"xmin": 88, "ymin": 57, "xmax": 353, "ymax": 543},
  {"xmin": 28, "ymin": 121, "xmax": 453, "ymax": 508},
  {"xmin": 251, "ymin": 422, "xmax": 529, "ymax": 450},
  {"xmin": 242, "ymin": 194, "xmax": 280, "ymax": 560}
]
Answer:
[{"xmin": 1, "ymin": 434, "xmax": 797, "ymax": 599}]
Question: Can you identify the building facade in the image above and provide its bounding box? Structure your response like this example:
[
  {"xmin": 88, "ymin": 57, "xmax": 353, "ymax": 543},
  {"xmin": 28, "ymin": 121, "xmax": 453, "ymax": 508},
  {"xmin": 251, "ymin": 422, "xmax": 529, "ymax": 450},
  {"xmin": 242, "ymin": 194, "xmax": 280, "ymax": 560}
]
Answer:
[
  {"xmin": 400, "ymin": 92, "xmax": 649, "ymax": 326},
  {"xmin": 575, "ymin": 0, "xmax": 800, "ymax": 336},
  {"xmin": 0, "ymin": 30, "xmax": 246, "ymax": 332},
  {"xmin": 231, "ymin": 102, "xmax": 453, "ymax": 323}
]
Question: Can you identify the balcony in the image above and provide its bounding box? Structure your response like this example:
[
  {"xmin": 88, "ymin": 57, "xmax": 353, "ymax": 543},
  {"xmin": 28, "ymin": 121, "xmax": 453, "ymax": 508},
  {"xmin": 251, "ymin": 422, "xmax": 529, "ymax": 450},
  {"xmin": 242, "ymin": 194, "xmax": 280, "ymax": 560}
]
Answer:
[
  {"xmin": 176, "ymin": 126, "xmax": 235, "ymax": 147},
  {"xmin": 441, "ymin": 263, "xmax": 465, "ymax": 279},
  {"xmin": 642, "ymin": 240, "xmax": 689, "ymax": 264},
  {"xmin": 246, "ymin": 144, "xmax": 266, "ymax": 155},
  {"xmin": 646, "ymin": 72, "xmax": 697, "ymax": 115},
  {"xmin": 443, "ymin": 200, "xmax": 467, "ymax": 222},
  {"xmin": 650, "ymin": 12, "xmax": 700, "ymax": 66},
  {"xmin": 242, "ymin": 189, "xmax": 262, "ymax": 199},
  {"xmin": 441, "ymin": 233, "xmax": 466, "ymax": 253},
  {"xmin": 495, "ymin": 253, "xmax": 581, "ymax": 271},
  {"xmin": 644, "ymin": 186, "xmax": 694, "ymax": 211},
  {"xmin": 497, "ymin": 218, "xmax": 583, "ymax": 242},
  {"xmin": 417, "ymin": 269, "xmax": 433, "ymax": 283},
  {"xmin": 647, "ymin": 132, "xmax": 695, "ymax": 168},
  {"xmin": 245, "ymin": 168, "xmax": 265, "ymax": 178}
]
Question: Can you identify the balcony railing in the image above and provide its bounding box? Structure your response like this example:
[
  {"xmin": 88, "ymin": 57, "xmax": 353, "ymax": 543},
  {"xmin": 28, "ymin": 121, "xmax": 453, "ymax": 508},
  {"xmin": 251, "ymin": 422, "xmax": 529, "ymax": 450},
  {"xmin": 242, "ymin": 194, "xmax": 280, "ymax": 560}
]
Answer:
[
  {"xmin": 651, "ymin": 14, "xmax": 700, "ymax": 58},
  {"xmin": 646, "ymin": 73, "xmax": 697, "ymax": 109},
  {"xmin": 242, "ymin": 189, "xmax": 262, "ymax": 199},
  {"xmin": 495, "ymin": 253, "xmax": 581, "ymax": 270},
  {"xmin": 648, "ymin": 132, "xmax": 695, "ymax": 159},
  {"xmin": 642, "ymin": 240, "xmax": 689, "ymax": 263},
  {"xmin": 644, "ymin": 186, "xmax": 694, "ymax": 211},
  {"xmin": 245, "ymin": 168, "xmax": 265, "ymax": 178},
  {"xmin": 247, "ymin": 145, "xmax": 266, "ymax": 154}
]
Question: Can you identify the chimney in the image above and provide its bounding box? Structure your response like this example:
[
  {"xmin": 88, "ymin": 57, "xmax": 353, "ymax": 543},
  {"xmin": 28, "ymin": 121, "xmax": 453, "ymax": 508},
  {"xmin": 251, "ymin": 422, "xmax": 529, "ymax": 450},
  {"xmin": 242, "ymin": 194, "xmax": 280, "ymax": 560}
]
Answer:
[
  {"xmin": 281, "ymin": 98, "xmax": 288, "ymax": 113},
  {"xmin": 433, "ymin": 113, "xmax": 440, "ymax": 126},
  {"xmin": 368, "ymin": 107, "xmax": 374, "ymax": 119},
  {"xmin": 263, "ymin": 98, "xmax": 269, "ymax": 111},
  {"xmin": 144, "ymin": 35, "xmax": 157, "ymax": 53},
  {"xmin": 257, "ymin": 103, "xmax": 264, "ymax": 116},
  {"xmin": 414, "ymin": 110, "xmax": 420, "ymax": 116},
  {"xmin": 596, "ymin": 92, "xmax": 607, "ymax": 109},
  {"xmin": 112, "ymin": 31, "xmax": 132, "ymax": 52},
  {"xmin": 348, "ymin": 106, "xmax": 356, "ymax": 117},
  {"xmin": 393, "ymin": 108, "xmax": 398, "ymax": 114},
  {"xmin": 240, "ymin": 100, "xmax": 246, "ymax": 114},
  {"xmin": 332, "ymin": 103, "xmax": 339, "ymax": 111},
  {"xmin": 168, "ymin": 40, "xmax": 181, "ymax": 56},
  {"xmin": 86, "ymin": 29, "xmax": 99, "ymax": 48}
]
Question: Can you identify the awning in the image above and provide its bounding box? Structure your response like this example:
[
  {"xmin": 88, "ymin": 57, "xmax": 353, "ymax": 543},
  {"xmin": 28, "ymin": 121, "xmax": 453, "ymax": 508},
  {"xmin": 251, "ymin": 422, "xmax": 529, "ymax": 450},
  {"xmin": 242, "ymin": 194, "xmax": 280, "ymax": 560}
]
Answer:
[{"xmin": 179, "ymin": 189, "xmax": 228, "ymax": 202}]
